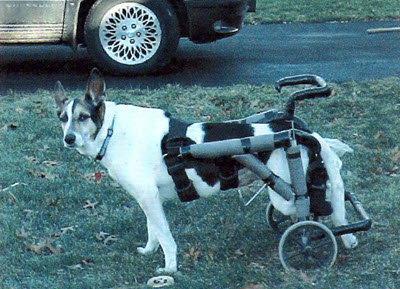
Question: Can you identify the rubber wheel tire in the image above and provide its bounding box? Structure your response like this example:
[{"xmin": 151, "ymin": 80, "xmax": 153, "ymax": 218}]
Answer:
[
  {"xmin": 84, "ymin": 0, "xmax": 179, "ymax": 75},
  {"xmin": 278, "ymin": 221, "xmax": 338, "ymax": 271}
]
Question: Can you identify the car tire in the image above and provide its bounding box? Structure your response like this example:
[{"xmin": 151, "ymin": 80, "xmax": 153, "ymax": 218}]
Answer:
[{"xmin": 84, "ymin": 0, "xmax": 179, "ymax": 74}]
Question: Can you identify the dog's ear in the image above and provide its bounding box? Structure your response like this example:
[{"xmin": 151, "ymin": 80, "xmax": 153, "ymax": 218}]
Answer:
[
  {"xmin": 54, "ymin": 81, "xmax": 68, "ymax": 110},
  {"xmin": 85, "ymin": 68, "xmax": 105, "ymax": 106}
]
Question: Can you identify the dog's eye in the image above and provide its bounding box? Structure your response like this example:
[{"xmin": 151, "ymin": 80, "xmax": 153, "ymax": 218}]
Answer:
[
  {"xmin": 78, "ymin": 114, "xmax": 90, "ymax": 122},
  {"xmin": 59, "ymin": 114, "xmax": 68, "ymax": 123}
]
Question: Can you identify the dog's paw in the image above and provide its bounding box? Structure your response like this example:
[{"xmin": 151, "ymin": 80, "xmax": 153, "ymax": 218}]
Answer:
[
  {"xmin": 156, "ymin": 266, "xmax": 177, "ymax": 275},
  {"xmin": 137, "ymin": 246, "xmax": 158, "ymax": 255},
  {"xmin": 341, "ymin": 234, "xmax": 358, "ymax": 249}
]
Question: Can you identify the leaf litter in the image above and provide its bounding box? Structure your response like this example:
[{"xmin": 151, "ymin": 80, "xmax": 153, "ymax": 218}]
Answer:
[
  {"xmin": 25, "ymin": 238, "xmax": 61, "ymax": 255},
  {"xmin": 95, "ymin": 231, "xmax": 118, "ymax": 244}
]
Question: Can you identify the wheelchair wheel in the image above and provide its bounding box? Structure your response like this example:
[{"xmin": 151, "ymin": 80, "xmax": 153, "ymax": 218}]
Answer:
[
  {"xmin": 266, "ymin": 202, "xmax": 292, "ymax": 233},
  {"xmin": 279, "ymin": 221, "xmax": 337, "ymax": 271}
]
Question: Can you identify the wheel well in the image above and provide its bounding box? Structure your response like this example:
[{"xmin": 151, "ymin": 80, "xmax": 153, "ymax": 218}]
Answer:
[
  {"xmin": 76, "ymin": 0, "xmax": 98, "ymax": 45},
  {"xmin": 166, "ymin": 0, "xmax": 188, "ymax": 37},
  {"xmin": 76, "ymin": 0, "xmax": 188, "ymax": 46}
]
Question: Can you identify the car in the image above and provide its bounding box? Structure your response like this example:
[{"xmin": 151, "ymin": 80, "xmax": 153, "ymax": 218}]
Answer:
[{"xmin": 0, "ymin": 0, "xmax": 256, "ymax": 74}]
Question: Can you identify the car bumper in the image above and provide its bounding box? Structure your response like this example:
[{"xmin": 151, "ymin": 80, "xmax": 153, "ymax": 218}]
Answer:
[{"xmin": 185, "ymin": 0, "xmax": 255, "ymax": 43}]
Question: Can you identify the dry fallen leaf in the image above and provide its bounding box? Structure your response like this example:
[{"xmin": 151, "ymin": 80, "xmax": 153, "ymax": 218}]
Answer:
[
  {"xmin": 389, "ymin": 146, "xmax": 400, "ymax": 164},
  {"xmin": 80, "ymin": 259, "xmax": 94, "ymax": 266},
  {"xmin": 51, "ymin": 231, "xmax": 62, "ymax": 238},
  {"xmin": 26, "ymin": 238, "xmax": 61, "ymax": 255},
  {"xmin": 103, "ymin": 235, "xmax": 118, "ymax": 244},
  {"xmin": 336, "ymin": 254, "xmax": 351, "ymax": 264},
  {"xmin": 67, "ymin": 264, "xmax": 84, "ymax": 270},
  {"xmin": 61, "ymin": 226, "xmax": 76, "ymax": 234},
  {"xmin": 42, "ymin": 160, "xmax": 62, "ymax": 167},
  {"xmin": 83, "ymin": 171, "xmax": 105, "ymax": 183},
  {"xmin": 35, "ymin": 108, "xmax": 47, "ymax": 118},
  {"xmin": 374, "ymin": 130, "xmax": 383, "ymax": 139},
  {"xmin": 24, "ymin": 156, "xmax": 38, "ymax": 163},
  {"xmin": 28, "ymin": 168, "xmax": 58, "ymax": 180},
  {"xmin": 94, "ymin": 171, "xmax": 103, "ymax": 182},
  {"xmin": 14, "ymin": 107, "xmax": 24, "ymax": 114},
  {"xmin": 95, "ymin": 231, "xmax": 118, "ymax": 244},
  {"xmin": 40, "ymin": 145, "xmax": 50, "ymax": 152},
  {"xmin": 23, "ymin": 209, "xmax": 35, "ymax": 216},
  {"xmin": 249, "ymin": 262, "xmax": 267, "ymax": 270},
  {"xmin": 84, "ymin": 200, "xmax": 98, "ymax": 210},
  {"xmin": 183, "ymin": 247, "xmax": 201, "ymax": 260},
  {"xmin": 26, "ymin": 241, "xmax": 45, "ymax": 254},
  {"xmin": 235, "ymin": 248, "xmax": 245, "ymax": 256},
  {"xmin": 16, "ymin": 227, "xmax": 30, "ymax": 238},
  {"xmin": 45, "ymin": 239, "xmax": 62, "ymax": 254},
  {"xmin": 297, "ymin": 270, "xmax": 318, "ymax": 285},
  {"xmin": 46, "ymin": 197, "xmax": 60, "ymax": 207},
  {"xmin": 95, "ymin": 231, "xmax": 110, "ymax": 241},
  {"xmin": 1, "ymin": 182, "xmax": 25, "ymax": 204}
]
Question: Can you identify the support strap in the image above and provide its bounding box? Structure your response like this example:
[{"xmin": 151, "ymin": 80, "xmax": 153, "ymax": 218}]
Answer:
[
  {"xmin": 216, "ymin": 156, "xmax": 239, "ymax": 191},
  {"xmin": 162, "ymin": 118, "xmax": 200, "ymax": 202}
]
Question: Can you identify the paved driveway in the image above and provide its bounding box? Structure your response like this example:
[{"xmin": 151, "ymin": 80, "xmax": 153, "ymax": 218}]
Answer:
[{"xmin": 0, "ymin": 20, "xmax": 399, "ymax": 93}]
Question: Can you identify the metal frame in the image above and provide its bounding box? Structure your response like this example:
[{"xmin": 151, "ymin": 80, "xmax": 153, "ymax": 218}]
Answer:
[{"xmin": 179, "ymin": 75, "xmax": 371, "ymax": 270}]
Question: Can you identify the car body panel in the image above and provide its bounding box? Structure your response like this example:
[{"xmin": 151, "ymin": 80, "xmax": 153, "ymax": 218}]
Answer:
[
  {"xmin": 184, "ymin": 0, "xmax": 250, "ymax": 43},
  {"xmin": 61, "ymin": 0, "xmax": 82, "ymax": 48},
  {"xmin": 0, "ymin": 0, "xmax": 66, "ymax": 43}
]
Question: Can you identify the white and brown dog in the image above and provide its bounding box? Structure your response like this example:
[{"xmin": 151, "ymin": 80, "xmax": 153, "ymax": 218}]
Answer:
[{"xmin": 55, "ymin": 68, "xmax": 358, "ymax": 273}]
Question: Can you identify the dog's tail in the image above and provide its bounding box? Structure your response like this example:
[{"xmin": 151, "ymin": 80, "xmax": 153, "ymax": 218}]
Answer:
[{"xmin": 275, "ymin": 75, "xmax": 331, "ymax": 120}]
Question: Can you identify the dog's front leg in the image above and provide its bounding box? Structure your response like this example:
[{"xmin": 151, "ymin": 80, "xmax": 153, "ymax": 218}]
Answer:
[
  {"xmin": 114, "ymin": 161, "xmax": 178, "ymax": 273},
  {"xmin": 135, "ymin": 192, "xmax": 177, "ymax": 273},
  {"xmin": 137, "ymin": 219, "xmax": 160, "ymax": 255}
]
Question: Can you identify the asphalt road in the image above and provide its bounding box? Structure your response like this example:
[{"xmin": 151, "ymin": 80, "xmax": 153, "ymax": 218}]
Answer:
[{"xmin": 0, "ymin": 20, "xmax": 400, "ymax": 94}]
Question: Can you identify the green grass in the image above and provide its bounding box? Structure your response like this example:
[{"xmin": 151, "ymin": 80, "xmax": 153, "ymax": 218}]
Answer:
[
  {"xmin": 247, "ymin": 0, "xmax": 400, "ymax": 24},
  {"xmin": 1, "ymin": 78, "xmax": 400, "ymax": 288}
]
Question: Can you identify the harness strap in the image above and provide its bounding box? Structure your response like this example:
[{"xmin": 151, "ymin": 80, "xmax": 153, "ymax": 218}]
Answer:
[
  {"xmin": 164, "ymin": 153, "xmax": 199, "ymax": 202},
  {"xmin": 162, "ymin": 117, "xmax": 200, "ymax": 202},
  {"xmin": 215, "ymin": 156, "xmax": 239, "ymax": 191},
  {"xmin": 307, "ymin": 155, "xmax": 332, "ymax": 216}
]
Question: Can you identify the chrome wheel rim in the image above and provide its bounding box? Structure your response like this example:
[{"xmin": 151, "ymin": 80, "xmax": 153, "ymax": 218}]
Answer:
[{"xmin": 99, "ymin": 2, "xmax": 162, "ymax": 65}]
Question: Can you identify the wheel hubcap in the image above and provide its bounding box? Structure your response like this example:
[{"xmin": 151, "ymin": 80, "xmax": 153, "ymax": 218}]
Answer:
[{"xmin": 99, "ymin": 3, "xmax": 162, "ymax": 65}]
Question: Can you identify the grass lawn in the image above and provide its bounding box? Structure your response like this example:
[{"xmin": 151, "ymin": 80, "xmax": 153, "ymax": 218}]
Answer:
[
  {"xmin": 0, "ymin": 78, "xmax": 399, "ymax": 288},
  {"xmin": 1, "ymin": 1, "xmax": 400, "ymax": 288},
  {"xmin": 247, "ymin": 0, "xmax": 400, "ymax": 24}
]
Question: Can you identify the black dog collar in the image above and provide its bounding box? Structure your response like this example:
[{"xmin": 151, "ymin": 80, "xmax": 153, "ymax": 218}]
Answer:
[{"xmin": 95, "ymin": 116, "xmax": 116, "ymax": 161}]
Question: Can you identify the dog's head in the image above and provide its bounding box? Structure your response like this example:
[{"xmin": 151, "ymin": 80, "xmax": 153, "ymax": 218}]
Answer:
[{"xmin": 55, "ymin": 68, "xmax": 106, "ymax": 148}]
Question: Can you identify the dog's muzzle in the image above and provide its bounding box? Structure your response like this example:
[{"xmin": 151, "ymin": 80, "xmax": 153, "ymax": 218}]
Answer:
[{"xmin": 64, "ymin": 134, "xmax": 76, "ymax": 147}]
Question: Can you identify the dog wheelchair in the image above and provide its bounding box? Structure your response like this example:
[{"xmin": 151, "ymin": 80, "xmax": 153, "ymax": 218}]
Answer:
[{"xmin": 172, "ymin": 75, "xmax": 372, "ymax": 271}]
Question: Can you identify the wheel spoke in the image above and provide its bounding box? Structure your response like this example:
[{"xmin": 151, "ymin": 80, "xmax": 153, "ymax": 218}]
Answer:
[
  {"xmin": 285, "ymin": 231, "xmax": 307, "ymax": 249},
  {"xmin": 312, "ymin": 239, "xmax": 333, "ymax": 250},
  {"xmin": 284, "ymin": 249, "xmax": 306, "ymax": 260},
  {"xmin": 279, "ymin": 221, "xmax": 337, "ymax": 271},
  {"xmin": 304, "ymin": 249, "xmax": 333, "ymax": 268}
]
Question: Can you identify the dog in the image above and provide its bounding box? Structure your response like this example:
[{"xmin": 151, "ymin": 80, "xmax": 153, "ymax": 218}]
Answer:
[{"xmin": 54, "ymin": 68, "xmax": 358, "ymax": 273}]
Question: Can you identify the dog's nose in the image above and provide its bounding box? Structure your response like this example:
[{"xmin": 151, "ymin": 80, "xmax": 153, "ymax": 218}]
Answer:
[{"xmin": 64, "ymin": 134, "xmax": 76, "ymax": 145}]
